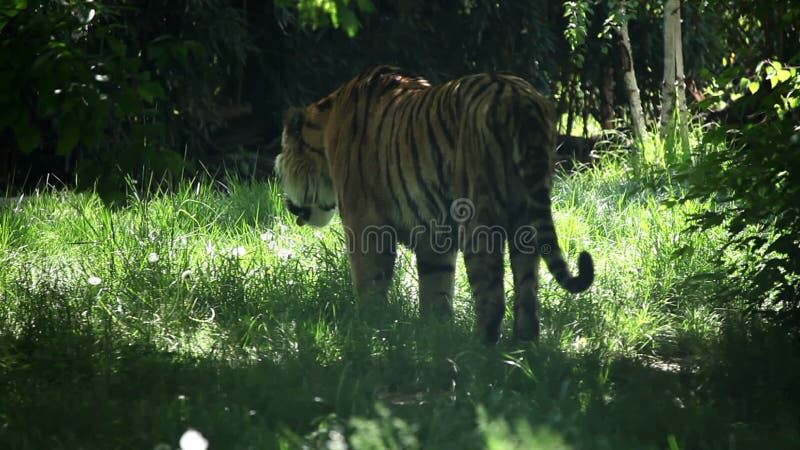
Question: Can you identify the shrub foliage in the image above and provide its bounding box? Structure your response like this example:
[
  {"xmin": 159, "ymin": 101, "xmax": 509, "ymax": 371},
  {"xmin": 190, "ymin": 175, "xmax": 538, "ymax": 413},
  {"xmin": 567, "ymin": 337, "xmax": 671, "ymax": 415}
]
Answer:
[{"xmin": 684, "ymin": 59, "xmax": 800, "ymax": 323}]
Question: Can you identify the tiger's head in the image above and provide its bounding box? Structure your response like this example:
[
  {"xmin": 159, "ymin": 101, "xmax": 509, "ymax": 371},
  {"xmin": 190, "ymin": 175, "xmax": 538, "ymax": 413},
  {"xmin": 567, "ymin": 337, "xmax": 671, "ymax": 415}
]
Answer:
[{"xmin": 275, "ymin": 105, "xmax": 337, "ymax": 227}]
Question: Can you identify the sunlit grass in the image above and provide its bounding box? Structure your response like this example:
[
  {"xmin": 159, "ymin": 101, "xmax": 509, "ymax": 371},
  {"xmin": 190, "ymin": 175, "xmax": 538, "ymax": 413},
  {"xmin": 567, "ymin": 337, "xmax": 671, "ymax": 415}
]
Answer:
[{"xmin": 0, "ymin": 145, "xmax": 797, "ymax": 449}]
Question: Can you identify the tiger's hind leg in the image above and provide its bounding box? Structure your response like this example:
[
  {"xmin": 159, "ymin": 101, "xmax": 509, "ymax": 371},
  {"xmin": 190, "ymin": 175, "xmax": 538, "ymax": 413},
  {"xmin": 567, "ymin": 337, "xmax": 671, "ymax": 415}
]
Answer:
[
  {"xmin": 509, "ymin": 222, "xmax": 541, "ymax": 341},
  {"xmin": 415, "ymin": 244, "xmax": 457, "ymax": 319},
  {"xmin": 462, "ymin": 226, "xmax": 506, "ymax": 343}
]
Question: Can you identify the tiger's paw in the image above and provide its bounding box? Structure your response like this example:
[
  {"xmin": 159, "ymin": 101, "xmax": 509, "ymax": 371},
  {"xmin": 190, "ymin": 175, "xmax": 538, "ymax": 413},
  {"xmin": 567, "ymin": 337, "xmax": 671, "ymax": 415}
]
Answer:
[{"xmin": 513, "ymin": 309, "xmax": 540, "ymax": 342}]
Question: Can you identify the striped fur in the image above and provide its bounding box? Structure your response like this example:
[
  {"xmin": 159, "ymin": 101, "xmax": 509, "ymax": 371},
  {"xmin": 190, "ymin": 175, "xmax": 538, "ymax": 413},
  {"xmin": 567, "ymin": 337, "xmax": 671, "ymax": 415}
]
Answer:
[{"xmin": 276, "ymin": 65, "xmax": 593, "ymax": 342}]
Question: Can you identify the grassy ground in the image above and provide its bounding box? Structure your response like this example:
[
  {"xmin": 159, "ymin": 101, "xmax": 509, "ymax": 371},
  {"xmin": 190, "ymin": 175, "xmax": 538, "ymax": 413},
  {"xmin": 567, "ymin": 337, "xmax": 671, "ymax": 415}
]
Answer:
[{"xmin": 1, "ymin": 155, "xmax": 799, "ymax": 449}]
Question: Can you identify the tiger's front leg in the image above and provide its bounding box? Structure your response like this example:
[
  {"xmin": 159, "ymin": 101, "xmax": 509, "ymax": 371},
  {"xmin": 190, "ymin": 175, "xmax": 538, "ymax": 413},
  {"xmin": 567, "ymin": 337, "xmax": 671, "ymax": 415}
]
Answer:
[{"xmin": 346, "ymin": 222, "xmax": 397, "ymax": 307}]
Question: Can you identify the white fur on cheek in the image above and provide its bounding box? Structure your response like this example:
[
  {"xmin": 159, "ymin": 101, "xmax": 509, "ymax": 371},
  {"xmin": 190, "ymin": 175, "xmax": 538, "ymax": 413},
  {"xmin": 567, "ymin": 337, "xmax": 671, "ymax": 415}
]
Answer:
[
  {"xmin": 274, "ymin": 153, "xmax": 286, "ymax": 179},
  {"xmin": 305, "ymin": 206, "xmax": 335, "ymax": 227},
  {"xmin": 274, "ymin": 153, "xmax": 304, "ymax": 206},
  {"xmin": 274, "ymin": 145, "xmax": 337, "ymax": 227}
]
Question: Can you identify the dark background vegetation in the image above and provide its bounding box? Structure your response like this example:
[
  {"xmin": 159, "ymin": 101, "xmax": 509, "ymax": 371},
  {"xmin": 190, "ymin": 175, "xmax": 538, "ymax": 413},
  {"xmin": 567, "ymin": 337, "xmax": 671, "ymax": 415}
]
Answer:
[{"xmin": 3, "ymin": 0, "xmax": 796, "ymax": 189}]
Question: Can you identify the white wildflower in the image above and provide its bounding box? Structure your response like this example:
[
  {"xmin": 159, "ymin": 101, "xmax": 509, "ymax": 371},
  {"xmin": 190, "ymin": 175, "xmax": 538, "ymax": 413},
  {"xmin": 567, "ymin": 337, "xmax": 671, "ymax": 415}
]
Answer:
[
  {"xmin": 277, "ymin": 248, "xmax": 294, "ymax": 259},
  {"xmin": 88, "ymin": 276, "xmax": 102, "ymax": 286},
  {"xmin": 148, "ymin": 252, "xmax": 159, "ymax": 263},
  {"xmin": 232, "ymin": 246, "xmax": 247, "ymax": 257},
  {"xmin": 260, "ymin": 230, "xmax": 275, "ymax": 241},
  {"xmin": 181, "ymin": 269, "xmax": 193, "ymax": 280},
  {"xmin": 179, "ymin": 429, "xmax": 208, "ymax": 450},
  {"xmin": 327, "ymin": 430, "xmax": 347, "ymax": 450}
]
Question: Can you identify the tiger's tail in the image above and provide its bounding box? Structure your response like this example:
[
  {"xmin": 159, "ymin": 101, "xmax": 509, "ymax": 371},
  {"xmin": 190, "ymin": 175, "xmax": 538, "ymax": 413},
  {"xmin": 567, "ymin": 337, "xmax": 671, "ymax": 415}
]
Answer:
[{"xmin": 513, "ymin": 93, "xmax": 594, "ymax": 294}]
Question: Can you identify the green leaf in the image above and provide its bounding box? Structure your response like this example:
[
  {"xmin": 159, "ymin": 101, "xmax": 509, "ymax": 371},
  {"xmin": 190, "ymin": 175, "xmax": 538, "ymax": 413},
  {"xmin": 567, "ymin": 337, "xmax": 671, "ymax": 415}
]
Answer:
[
  {"xmin": 737, "ymin": 77, "xmax": 749, "ymax": 91},
  {"xmin": 338, "ymin": 8, "xmax": 359, "ymax": 37},
  {"xmin": 354, "ymin": 0, "xmax": 375, "ymax": 14},
  {"xmin": 137, "ymin": 82, "xmax": 165, "ymax": 103},
  {"xmin": 747, "ymin": 80, "xmax": 760, "ymax": 94},
  {"xmin": 667, "ymin": 434, "xmax": 680, "ymax": 450},
  {"xmin": 0, "ymin": 0, "xmax": 27, "ymax": 33},
  {"xmin": 777, "ymin": 68, "xmax": 792, "ymax": 83}
]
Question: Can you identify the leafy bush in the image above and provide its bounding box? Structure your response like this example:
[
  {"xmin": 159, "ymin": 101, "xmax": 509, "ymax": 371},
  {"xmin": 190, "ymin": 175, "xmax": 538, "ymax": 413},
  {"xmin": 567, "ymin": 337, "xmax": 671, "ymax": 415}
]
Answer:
[
  {"xmin": 275, "ymin": 0, "xmax": 376, "ymax": 37},
  {"xmin": 0, "ymin": 0, "xmax": 249, "ymax": 200},
  {"xmin": 683, "ymin": 58, "xmax": 800, "ymax": 324}
]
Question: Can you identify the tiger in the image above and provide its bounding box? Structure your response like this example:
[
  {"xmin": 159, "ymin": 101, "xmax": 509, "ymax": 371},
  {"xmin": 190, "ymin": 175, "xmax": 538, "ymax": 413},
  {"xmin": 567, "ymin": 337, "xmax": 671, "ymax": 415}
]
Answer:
[{"xmin": 275, "ymin": 65, "xmax": 593, "ymax": 342}]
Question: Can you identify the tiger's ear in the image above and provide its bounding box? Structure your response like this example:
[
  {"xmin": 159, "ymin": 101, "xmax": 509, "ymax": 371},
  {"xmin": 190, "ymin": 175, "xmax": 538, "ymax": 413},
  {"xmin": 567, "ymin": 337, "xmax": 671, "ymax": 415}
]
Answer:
[{"xmin": 283, "ymin": 107, "xmax": 306, "ymax": 139}]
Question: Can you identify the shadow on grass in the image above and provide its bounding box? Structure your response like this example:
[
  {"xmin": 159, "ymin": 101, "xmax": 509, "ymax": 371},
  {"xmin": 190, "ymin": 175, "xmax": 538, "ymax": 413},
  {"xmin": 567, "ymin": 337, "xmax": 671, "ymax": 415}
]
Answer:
[{"xmin": 2, "ymin": 292, "xmax": 800, "ymax": 449}]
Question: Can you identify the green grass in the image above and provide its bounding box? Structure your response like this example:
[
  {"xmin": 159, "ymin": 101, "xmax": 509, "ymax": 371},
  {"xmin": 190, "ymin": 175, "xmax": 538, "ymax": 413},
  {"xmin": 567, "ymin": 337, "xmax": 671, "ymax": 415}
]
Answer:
[{"xmin": 1, "ymin": 155, "xmax": 799, "ymax": 449}]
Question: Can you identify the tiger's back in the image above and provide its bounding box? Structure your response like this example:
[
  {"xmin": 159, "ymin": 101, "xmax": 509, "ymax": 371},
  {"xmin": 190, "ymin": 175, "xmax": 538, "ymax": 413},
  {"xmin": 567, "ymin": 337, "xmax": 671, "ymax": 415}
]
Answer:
[{"xmin": 277, "ymin": 65, "xmax": 593, "ymax": 342}]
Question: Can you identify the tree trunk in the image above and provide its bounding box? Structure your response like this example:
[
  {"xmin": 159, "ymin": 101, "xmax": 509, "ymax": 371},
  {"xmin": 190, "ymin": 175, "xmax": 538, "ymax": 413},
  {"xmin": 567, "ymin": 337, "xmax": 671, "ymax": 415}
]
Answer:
[
  {"xmin": 582, "ymin": 93, "xmax": 590, "ymax": 137},
  {"xmin": 555, "ymin": 67, "xmax": 571, "ymax": 134},
  {"xmin": 660, "ymin": 0, "xmax": 678, "ymax": 134},
  {"xmin": 660, "ymin": 0, "xmax": 690, "ymax": 160},
  {"xmin": 673, "ymin": 4, "xmax": 691, "ymax": 158},
  {"xmin": 616, "ymin": 16, "xmax": 647, "ymax": 143},
  {"xmin": 565, "ymin": 74, "xmax": 578, "ymax": 136},
  {"xmin": 600, "ymin": 65, "xmax": 616, "ymax": 130}
]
